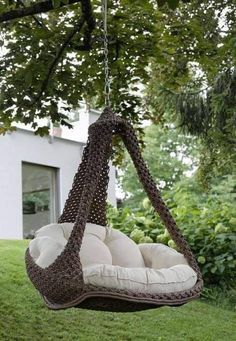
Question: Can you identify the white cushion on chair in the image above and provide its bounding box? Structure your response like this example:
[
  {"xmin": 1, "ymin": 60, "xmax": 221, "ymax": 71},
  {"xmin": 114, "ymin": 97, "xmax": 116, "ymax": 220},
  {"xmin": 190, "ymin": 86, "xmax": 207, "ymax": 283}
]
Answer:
[
  {"xmin": 80, "ymin": 234, "xmax": 112, "ymax": 267},
  {"xmin": 30, "ymin": 222, "xmax": 144, "ymax": 269},
  {"xmin": 35, "ymin": 223, "xmax": 70, "ymax": 245},
  {"xmin": 30, "ymin": 222, "xmax": 113, "ymax": 268},
  {"xmin": 105, "ymin": 227, "xmax": 145, "ymax": 268},
  {"xmin": 29, "ymin": 236, "xmax": 67, "ymax": 268},
  {"xmin": 83, "ymin": 263, "xmax": 197, "ymax": 294},
  {"xmin": 139, "ymin": 243, "xmax": 188, "ymax": 269},
  {"xmin": 29, "ymin": 223, "xmax": 197, "ymax": 294}
]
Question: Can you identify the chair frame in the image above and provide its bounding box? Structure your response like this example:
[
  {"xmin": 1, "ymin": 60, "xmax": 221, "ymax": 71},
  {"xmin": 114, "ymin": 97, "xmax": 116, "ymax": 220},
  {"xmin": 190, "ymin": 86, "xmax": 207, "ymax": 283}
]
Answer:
[{"xmin": 25, "ymin": 107, "xmax": 203, "ymax": 311}]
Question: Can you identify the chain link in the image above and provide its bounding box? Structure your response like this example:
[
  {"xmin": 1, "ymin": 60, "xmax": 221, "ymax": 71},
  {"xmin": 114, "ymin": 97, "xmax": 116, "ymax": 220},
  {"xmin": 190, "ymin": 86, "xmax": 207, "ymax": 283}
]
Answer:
[{"xmin": 101, "ymin": 0, "xmax": 110, "ymax": 107}]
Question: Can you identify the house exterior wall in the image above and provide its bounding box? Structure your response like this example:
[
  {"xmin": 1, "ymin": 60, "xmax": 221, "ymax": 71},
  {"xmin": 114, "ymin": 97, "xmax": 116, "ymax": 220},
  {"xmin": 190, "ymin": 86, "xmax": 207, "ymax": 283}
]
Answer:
[{"xmin": 0, "ymin": 127, "xmax": 116, "ymax": 239}]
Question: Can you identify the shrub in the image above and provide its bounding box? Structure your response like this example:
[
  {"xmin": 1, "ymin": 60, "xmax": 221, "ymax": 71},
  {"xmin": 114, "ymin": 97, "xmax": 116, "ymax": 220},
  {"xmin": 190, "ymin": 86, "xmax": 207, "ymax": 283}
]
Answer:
[{"xmin": 108, "ymin": 178, "xmax": 236, "ymax": 287}]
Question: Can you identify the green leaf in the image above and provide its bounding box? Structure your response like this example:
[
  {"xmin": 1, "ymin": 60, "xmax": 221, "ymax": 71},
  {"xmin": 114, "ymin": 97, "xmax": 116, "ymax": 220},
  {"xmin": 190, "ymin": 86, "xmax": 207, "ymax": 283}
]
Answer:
[
  {"xmin": 167, "ymin": 0, "xmax": 180, "ymax": 10},
  {"xmin": 197, "ymin": 256, "xmax": 206, "ymax": 264},
  {"xmin": 24, "ymin": 70, "xmax": 33, "ymax": 87},
  {"xmin": 210, "ymin": 266, "xmax": 217, "ymax": 274},
  {"xmin": 34, "ymin": 30, "xmax": 54, "ymax": 40},
  {"xmin": 157, "ymin": 0, "xmax": 166, "ymax": 7},
  {"xmin": 52, "ymin": 0, "xmax": 62, "ymax": 8},
  {"xmin": 35, "ymin": 126, "xmax": 50, "ymax": 137}
]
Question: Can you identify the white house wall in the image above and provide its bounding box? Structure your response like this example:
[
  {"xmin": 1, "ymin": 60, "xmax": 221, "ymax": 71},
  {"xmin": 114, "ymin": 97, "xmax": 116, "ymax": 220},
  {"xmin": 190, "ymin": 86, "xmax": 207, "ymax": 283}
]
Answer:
[{"xmin": 0, "ymin": 129, "xmax": 116, "ymax": 239}]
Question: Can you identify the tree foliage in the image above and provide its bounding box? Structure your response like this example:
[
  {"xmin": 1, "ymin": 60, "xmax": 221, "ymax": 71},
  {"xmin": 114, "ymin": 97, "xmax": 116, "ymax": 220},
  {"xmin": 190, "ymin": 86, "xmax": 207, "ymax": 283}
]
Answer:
[
  {"xmin": 120, "ymin": 123, "xmax": 199, "ymax": 207},
  {"xmin": 0, "ymin": 0, "xmax": 160, "ymax": 134},
  {"xmin": 146, "ymin": 0, "xmax": 236, "ymax": 181},
  {"xmin": 0, "ymin": 1, "xmax": 234, "ymax": 128},
  {"xmin": 0, "ymin": 0, "xmax": 235, "ymax": 180}
]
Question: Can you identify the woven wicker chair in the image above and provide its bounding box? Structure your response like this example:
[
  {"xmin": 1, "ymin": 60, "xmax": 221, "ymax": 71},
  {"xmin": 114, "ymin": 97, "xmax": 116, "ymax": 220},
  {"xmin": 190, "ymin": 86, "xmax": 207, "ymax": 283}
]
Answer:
[{"xmin": 25, "ymin": 107, "xmax": 203, "ymax": 312}]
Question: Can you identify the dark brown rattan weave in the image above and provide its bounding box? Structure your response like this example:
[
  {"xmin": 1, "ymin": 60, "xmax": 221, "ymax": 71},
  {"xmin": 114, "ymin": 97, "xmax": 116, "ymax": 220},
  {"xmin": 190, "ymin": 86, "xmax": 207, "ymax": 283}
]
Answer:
[{"xmin": 25, "ymin": 107, "xmax": 203, "ymax": 311}]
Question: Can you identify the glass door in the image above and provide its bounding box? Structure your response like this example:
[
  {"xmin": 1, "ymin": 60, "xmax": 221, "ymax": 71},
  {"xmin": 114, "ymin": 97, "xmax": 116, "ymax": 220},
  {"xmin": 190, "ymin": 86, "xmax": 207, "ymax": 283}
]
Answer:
[{"xmin": 22, "ymin": 163, "xmax": 59, "ymax": 238}]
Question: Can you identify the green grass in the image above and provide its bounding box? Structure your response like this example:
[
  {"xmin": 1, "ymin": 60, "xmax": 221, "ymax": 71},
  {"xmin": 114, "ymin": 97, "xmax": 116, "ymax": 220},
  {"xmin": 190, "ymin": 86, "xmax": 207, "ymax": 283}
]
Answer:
[{"xmin": 0, "ymin": 240, "xmax": 235, "ymax": 341}]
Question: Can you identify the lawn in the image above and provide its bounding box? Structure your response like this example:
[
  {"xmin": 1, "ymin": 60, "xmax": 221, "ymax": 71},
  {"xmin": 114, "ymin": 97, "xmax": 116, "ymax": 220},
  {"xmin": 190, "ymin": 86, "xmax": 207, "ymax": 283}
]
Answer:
[{"xmin": 0, "ymin": 240, "xmax": 235, "ymax": 341}]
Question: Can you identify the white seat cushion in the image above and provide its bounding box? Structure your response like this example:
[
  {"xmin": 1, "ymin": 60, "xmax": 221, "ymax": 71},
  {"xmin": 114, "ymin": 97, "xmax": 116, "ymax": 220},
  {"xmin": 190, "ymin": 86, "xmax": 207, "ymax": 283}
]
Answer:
[
  {"xmin": 105, "ymin": 227, "xmax": 145, "ymax": 268},
  {"xmin": 29, "ymin": 236, "xmax": 67, "ymax": 268},
  {"xmin": 80, "ymin": 234, "xmax": 112, "ymax": 267},
  {"xmin": 30, "ymin": 222, "xmax": 144, "ymax": 269},
  {"xmin": 139, "ymin": 243, "xmax": 188, "ymax": 269},
  {"xmin": 35, "ymin": 223, "xmax": 70, "ymax": 245},
  {"xmin": 83, "ymin": 263, "xmax": 197, "ymax": 293},
  {"xmin": 29, "ymin": 223, "xmax": 197, "ymax": 294},
  {"xmin": 30, "ymin": 223, "xmax": 113, "ymax": 268}
]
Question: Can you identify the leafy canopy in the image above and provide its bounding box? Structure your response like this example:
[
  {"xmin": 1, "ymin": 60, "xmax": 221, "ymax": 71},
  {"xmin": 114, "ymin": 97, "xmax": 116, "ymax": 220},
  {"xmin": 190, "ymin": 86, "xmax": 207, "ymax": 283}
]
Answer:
[
  {"xmin": 146, "ymin": 0, "xmax": 236, "ymax": 181},
  {"xmin": 0, "ymin": 1, "xmax": 234, "ymax": 131},
  {"xmin": 0, "ymin": 0, "xmax": 235, "ymax": 180},
  {"xmin": 0, "ymin": 0, "xmax": 160, "ymax": 134}
]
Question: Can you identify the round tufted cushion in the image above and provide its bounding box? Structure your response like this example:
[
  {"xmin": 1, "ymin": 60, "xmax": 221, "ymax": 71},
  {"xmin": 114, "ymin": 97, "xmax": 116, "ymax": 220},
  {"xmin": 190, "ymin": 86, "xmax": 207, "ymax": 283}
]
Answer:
[
  {"xmin": 139, "ymin": 243, "xmax": 188, "ymax": 269},
  {"xmin": 30, "ymin": 223, "xmax": 145, "ymax": 269},
  {"xmin": 80, "ymin": 232, "xmax": 112, "ymax": 268},
  {"xmin": 29, "ymin": 223, "xmax": 197, "ymax": 294},
  {"xmin": 29, "ymin": 235, "xmax": 67, "ymax": 268},
  {"xmin": 30, "ymin": 223, "xmax": 113, "ymax": 269},
  {"xmin": 35, "ymin": 222, "xmax": 71, "ymax": 245},
  {"xmin": 29, "ymin": 223, "xmax": 70, "ymax": 268},
  {"xmin": 83, "ymin": 263, "xmax": 197, "ymax": 294},
  {"xmin": 105, "ymin": 227, "xmax": 145, "ymax": 268}
]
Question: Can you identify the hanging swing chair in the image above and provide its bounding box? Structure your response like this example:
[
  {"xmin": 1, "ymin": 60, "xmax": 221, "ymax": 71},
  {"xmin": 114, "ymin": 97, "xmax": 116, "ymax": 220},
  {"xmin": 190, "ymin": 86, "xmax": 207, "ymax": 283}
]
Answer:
[
  {"xmin": 25, "ymin": 107, "xmax": 203, "ymax": 312},
  {"xmin": 25, "ymin": 0, "xmax": 203, "ymax": 312}
]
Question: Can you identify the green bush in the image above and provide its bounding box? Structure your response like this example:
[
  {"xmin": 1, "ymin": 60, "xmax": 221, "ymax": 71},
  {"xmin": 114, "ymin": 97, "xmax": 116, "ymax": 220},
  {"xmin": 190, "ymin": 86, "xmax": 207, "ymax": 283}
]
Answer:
[
  {"xmin": 178, "ymin": 209, "xmax": 236, "ymax": 287},
  {"xmin": 108, "ymin": 177, "xmax": 236, "ymax": 287},
  {"xmin": 169, "ymin": 178, "xmax": 236, "ymax": 287}
]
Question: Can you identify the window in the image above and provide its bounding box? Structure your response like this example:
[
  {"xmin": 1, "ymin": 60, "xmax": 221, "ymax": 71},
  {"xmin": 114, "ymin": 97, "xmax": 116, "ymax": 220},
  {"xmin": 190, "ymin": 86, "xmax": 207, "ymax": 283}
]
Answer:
[{"xmin": 22, "ymin": 163, "xmax": 59, "ymax": 238}]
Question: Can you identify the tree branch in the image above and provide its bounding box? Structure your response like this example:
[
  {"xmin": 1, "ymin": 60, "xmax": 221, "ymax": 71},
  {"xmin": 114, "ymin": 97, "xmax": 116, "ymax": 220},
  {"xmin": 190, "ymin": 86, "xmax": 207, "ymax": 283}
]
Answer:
[
  {"xmin": 33, "ymin": 15, "xmax": 86, "ymax": 104},
  {"xmin": 81, "ymin": 0, "xmax": 95, "ymax": 49},
  {"xmin": 0, "ymin": 0, "xmax": 81, "ymax": 24},
  {"xmin": 163, "ymin": 86, "xmax": 210, "ymax": 96},
  {"xmin": 32, "ymin": 0, "xmax": 95, "ymax": 103},
  {"xmin": 17, "ymin": 0, "xmax": 47, "ymax": 28}
]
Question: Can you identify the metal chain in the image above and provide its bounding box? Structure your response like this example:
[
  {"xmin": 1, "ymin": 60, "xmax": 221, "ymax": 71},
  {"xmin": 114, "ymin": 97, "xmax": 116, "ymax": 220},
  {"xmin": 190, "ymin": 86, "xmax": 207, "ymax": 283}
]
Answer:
[{"xmin": 101, "ymin": 0, "xmax": 110, "ymax": 107}]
